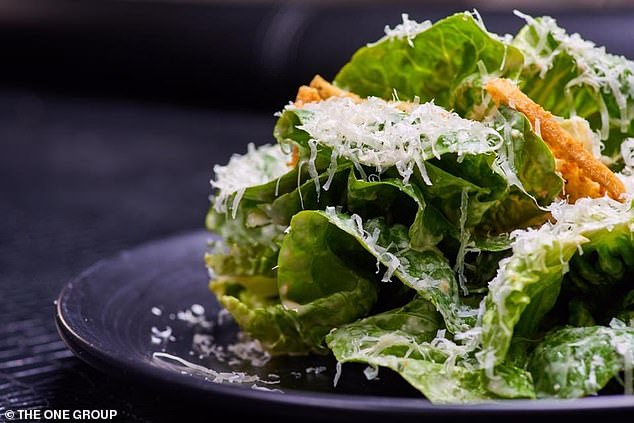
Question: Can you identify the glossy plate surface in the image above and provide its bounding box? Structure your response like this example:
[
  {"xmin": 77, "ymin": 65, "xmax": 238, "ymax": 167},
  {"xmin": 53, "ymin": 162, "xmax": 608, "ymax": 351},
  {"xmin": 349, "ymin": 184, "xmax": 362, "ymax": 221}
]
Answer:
[{"xmin": 56, "ymin": 230, "xmax": 634, "ymax": 421}]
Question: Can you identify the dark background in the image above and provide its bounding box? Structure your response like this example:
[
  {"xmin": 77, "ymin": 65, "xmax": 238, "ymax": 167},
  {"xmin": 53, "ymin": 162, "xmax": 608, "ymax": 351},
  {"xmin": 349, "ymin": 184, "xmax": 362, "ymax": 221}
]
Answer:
[{"xmin": 3, "ymin": 0, "xmax": 634, "ymax": 421}]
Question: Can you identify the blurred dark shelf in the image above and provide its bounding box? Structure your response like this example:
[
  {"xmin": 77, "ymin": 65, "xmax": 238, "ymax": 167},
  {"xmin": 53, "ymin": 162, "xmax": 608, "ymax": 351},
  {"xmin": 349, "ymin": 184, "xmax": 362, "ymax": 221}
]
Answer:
[{"xmin": 3, "ymin": 1, "xmax": 634, "ymax": 110}]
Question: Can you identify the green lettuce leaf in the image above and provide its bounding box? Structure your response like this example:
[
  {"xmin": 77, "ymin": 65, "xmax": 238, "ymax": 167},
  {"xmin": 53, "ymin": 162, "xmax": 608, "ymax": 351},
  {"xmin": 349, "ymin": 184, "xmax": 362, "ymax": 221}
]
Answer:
[
  {"xmin": 479, "ymin": 198, "xmax": 634, "ymax": 372},
  {"xmin": 414, "ymin": 156, "xmax": 506, "ymax": 232},
  {"xmin": 274, "ymin": 102, "xmax": 508, "ymax": 239},
  {"xmin": 216, "ymin": 281, "xmax": 378, "ymax": 355},
  {"xmin": 268, "ymin": 165, "xmax": 351, "ymax": 225},
  {"xmin": 553, "ymin": 222, "xmax": 634, "ymax": 326},
  {"xmin": 205, "ymin": 201, "xmax": 285, "ymax": 299},
  {"xmin": 513, "ymin": 13, "xmax": 634, "ymax": 161},
  {"xmin": 326, "ymin": 298, "xmax": 535, "ymax": 403},
  {"xmin": 615, "ymin": 290, "xmax": 634, "ymax": 324},
  {"xmin": 214, "ymin": 210, "xmax": 380, "ymax": 355},
  {"xmin": 346, "ymin": 171, "xmax": 451, "ymax": 249},
  {"xmin": 334, "ymin": 12, "xmax": 523, "ymax": 117},
  {"xmin": 204, "ymin": 13, "xmax": 634, "ymax": 402},
  {"xmin": 277, "ymin": 209, "xmax": 378, "ymax": 307},
  {"xmin": 299, "ymin": 209, "xmax": 475, "ymax": 333},
  {"xmin": 480, "ymin": 107, "xmax": 564, "ymax": 233},
  {"xmin": 528, "ymin": 324, "xmax": 634, "ymax": 398},
  {"xmin": 275, "ymin": 102, "xmax": 561, "ymax": 244}
]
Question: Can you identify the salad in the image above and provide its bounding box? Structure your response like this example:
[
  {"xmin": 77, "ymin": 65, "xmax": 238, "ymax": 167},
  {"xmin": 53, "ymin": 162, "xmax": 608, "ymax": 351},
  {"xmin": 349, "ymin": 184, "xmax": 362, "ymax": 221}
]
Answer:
[{"xmin": 205, "ymin": 11, "xmax": 634, "ymax": 403}]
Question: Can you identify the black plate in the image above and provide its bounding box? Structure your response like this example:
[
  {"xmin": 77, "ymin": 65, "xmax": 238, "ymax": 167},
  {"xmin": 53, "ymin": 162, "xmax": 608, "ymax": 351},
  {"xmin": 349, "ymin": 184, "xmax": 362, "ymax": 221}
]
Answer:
[{"xmin": 56, "ymin": 230, "xmax": 634, "ymax": 421}]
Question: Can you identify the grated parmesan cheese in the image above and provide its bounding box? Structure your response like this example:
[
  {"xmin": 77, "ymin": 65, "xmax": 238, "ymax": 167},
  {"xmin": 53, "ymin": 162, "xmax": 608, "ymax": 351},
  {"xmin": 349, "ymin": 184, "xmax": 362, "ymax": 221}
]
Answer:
[
  {"xmin": 609, "ymin": 319, "xmax": 634, "ymax": 395},
  {"xmin": 333, "ymin": 362, "xmax": 343, "ymax": 387},
  {"xmin": 305, "ymin": 366, "xmax": 327, "ymax": 375},
  {"xmin": 216, "ymin": 308, "xmax": 232, "ymax": 325},
  {"xmin": 227, "ymin": 335, "xmax": 271, "ymax": 367},
  {"xmin": 500, "ymin": 197, "xmax": 634, "ymax": 270},
  {"xmin": 210, "ymin": 143, "xmax": 290, "ymax": 215},
  {"xmin": 150, "ymin": 303, "xmax": 284, "ymax": 387},
  {"xmin": 453, "ymin": 188, "xmax": 473, "ymax": 296},
  {"xmin": 363, "ymin": 365, "xmax": 380, "ymax": 380},
  {"xmin": 177, "ymin": 304, "xmax": 214, "ymax": 330},
  {"xmin": 514, "ymin": 10, "xmax": 634, "ymax": 141},
  {"xmin": 153, "ymin": 352, "xmax": 262, "ymax": 384},
  {"xmin": 621, "ymin": 138, "xmax": 634, "ymax": 168},
  {"xmin": 151, "ymin": 326, "xmax": 173, "ymax": 346},
  {"xmin": 290, "ymin": 97, "xmax": 503, "ymax": 186},
  {"xmin": 368, "ymin": 13, "xmax": 432, "ymax": 48},
  {"xmin": 617, "ymin": 138, "xmax": 634, "ymax": 193},
  {"xmin": 250, "ymin": 384, "xmax": 284, "ymax": 393}
]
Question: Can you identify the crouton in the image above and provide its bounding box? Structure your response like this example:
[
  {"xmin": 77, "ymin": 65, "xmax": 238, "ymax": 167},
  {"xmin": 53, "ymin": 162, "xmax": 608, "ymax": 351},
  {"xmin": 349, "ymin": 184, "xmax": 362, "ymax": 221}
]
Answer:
[{"xmin": 485, "ymin": 78, "xmax": 625, "ymax": 202}]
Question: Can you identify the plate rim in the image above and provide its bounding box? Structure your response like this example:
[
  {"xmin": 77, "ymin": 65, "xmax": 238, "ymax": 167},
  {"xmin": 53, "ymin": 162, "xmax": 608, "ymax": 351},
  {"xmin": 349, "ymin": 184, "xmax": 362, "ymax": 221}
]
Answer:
[{"xmin": 55, "ymin": 229, "xmax": 634, "ymax": 415}]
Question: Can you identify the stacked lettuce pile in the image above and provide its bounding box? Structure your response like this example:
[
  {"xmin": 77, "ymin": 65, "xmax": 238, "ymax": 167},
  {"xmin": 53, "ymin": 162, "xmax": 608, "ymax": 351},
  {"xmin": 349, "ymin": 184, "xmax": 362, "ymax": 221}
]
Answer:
[{"xmin": 206, "ymin": 11, "xmax": 634, "ymax": 403}]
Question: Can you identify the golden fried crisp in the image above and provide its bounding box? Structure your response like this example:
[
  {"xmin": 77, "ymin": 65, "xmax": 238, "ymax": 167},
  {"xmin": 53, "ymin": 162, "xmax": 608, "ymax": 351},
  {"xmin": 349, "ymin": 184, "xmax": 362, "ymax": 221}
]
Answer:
[
  {"xmin": 294, "ymin": 86, "xmax": 322, "ymax": 106},
  {"xmin": 294, "ymin": 75, "xmax": 361, "ymax": 106},
  {"xmin": 287, "ymin": 145, "xmax": 300, "ymax": 168},
  {"xmin": 309, "ymin": 75, "xmax": 361, "ymax": 102},
  {"xmin": 485, "ymin": 78, "xmax": 625, "ymax": 202}
]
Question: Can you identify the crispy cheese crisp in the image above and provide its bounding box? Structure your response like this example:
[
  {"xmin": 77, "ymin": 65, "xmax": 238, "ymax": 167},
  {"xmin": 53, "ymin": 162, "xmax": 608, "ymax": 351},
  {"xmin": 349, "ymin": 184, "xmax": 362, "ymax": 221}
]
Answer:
[
  {"xmin": 294, "ymin": 86, "xmax": 322, "ymax": 106},
  {"xmin": 485, "ymin": 78, "xmax": 625, "ymax": 202},
  {"xmin": 295, "ymin": 75, "xmax": 361, "ymax": 106}
]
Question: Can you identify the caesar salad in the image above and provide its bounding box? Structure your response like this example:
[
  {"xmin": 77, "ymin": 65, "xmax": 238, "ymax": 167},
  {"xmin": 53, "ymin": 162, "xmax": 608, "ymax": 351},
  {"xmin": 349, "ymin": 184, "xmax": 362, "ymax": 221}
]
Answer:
[{"xmin": 204, "ymin": 11, "xmax": 634, "ymax": 403}]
